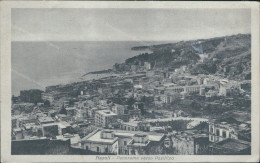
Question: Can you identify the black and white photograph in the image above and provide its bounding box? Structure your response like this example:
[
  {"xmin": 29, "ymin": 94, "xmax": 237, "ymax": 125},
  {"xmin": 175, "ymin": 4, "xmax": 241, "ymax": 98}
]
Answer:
[{"xmin": 1, "ymin": 1, "xmax": 259, "ymax": 162}]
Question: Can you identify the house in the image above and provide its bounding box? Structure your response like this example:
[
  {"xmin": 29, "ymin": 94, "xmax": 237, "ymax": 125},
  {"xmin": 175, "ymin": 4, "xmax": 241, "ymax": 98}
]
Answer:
[
  {"xmin": 114, "ymin": 132, "xmax": 134, "ymax": 155},
  {"xmin": 38, "ymin": 117, "xmax": 54, "ymax": 125},
  {"xmin": 56, "ymin": 133, "xmax": 81, "ymax": 148},
  {"xmin": 81, "ymin": 130, "xmax": 118, "ymax": 154},
  {"xmin": 112, "ymin": 104, "xmax": 126, "ymax": 115},
  {"xmin": 144, "ymin": 62, "xmax": 151, "ymax": 70},
  {"xmin": 57, "ymin": 121, "xmax": 72, "ymax": 135},
  {"xmin": 170, "ymin": 132, "xmax": 209, "ymax": 155},
  {"xmin": 119, "ymin": 120, "xmax": 150, "ymax": 132},
  {"xmin": 127, "ymin": 134, "xmax": 150, "ymax": 155},
  {"xmin": 209, "ymin": 121, "xmax": 238, "ymax": 143},
  {"xmin": 42, "ymin": 123, "xmax": 59, "ymax": 138},
  {"xmin": 95, "ymin": 110, "xmax": 117, "ymax": 128},
  {"xmin": 127, "ymin": 133, "xmax": 165, "ymax": 155},
  {"xmin": 205, "ymin": 90, "xmax": 218, "ymax": 98}
]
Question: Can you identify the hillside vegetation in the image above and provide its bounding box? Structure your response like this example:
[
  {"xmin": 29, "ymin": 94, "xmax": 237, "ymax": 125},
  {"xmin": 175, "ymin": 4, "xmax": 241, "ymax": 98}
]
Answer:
[{"xmin": 126, "ymin": 34, "xmax": 251, "ymax": 80}]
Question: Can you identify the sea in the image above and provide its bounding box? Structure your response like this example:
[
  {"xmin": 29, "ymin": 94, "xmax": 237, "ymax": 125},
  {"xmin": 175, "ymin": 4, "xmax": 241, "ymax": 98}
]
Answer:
[{"xmin": 12, "ymin": 41, "xmax": 175, "ymax": 96}]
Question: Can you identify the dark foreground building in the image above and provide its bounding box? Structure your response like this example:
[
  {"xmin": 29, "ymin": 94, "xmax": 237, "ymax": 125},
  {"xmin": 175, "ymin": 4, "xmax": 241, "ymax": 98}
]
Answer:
[
  {"xmin": 209, "ymin": 138, "xmax": 251, "ymax": 155},
  {"xmin": 12, "ymin": 138, "xmax": 70, "ymax": 155}
]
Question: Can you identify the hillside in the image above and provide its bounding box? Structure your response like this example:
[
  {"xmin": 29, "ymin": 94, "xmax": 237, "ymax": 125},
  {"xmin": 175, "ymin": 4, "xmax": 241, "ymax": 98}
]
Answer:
[{"xmin": 126, "ymin": 34, "xmax": 251, "ymax": 80}]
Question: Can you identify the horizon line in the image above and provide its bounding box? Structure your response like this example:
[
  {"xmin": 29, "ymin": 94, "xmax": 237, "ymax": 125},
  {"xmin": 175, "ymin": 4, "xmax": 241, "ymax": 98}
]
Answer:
[{"xmin": 11, "ymin": 33, "xmax": 251, "ymax": 43}]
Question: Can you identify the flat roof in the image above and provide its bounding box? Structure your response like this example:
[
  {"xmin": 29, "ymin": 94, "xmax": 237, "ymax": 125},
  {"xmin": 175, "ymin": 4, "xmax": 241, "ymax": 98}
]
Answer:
[
  {"xmin": 82, "ymin": 130, "xmax": 118, "ymax": 144},
  {"xmin": 113, "ymin": 130, "xmax": 164, "ymax": 142},
  {"xmin": 38, "ymin": 117, "xmax": 54, "ymax": 123},
  {"xmin": 146, "ymin": 117, "xmax": 208, "ymax": 123},
  {"xmin": 42, "ymin": 123, "xmax": 58, "ymax": 127},
  {"xmin": 222, "ymin": 142, "xmax": 249, "ymax": 150},
  {"xmin": 121, "ymin": 121, "xmax": 139, "ymax": 127},
  {"xmin": 96, "ymin": 110, "xmax": 117, "ymax": 116},
  {"xmin": 114, "ymin": 132, "xmax": 135, "ymax": 138},
  {"xmin": 217, "ymin": 139, "xmax": 251, "ymax": 151}
]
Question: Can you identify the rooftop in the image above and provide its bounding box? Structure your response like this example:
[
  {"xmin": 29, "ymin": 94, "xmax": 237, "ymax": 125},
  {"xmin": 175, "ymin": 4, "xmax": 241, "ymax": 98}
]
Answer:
[
  {"xmin": 81, "ymin": 130, "xmax": 118, "ymax": 144},
  {"xmin": 113, "ymin": 130, "xmax": 164, "ymax": 142},
  {"xmin": 38, "ymin": 117, "xmax": 54, "ymax": 123},
  {"xmin": 134, "ymin": 134, "xmax": 147, "ymax": 138},
  {"xmin": 96, "ymin": 110, "xmax": 117, "ymax": 117},
  {"xmin": 214, "ymin": 138, "xmax": 251, "ymax": 152}
]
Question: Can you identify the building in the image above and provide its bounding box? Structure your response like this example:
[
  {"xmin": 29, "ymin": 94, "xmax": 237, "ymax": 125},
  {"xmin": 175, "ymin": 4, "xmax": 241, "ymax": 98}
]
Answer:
[
  {"xmin": 112, "ymin": 104, "xmax": 126, "ymax": 115},
  {"xmin": 127, "ymin": 134, "xmax": 150, "ymax": 155},
  {"xmin": 88, "ymin": 107, "xmax": 98, "ymax": 118},
  {"xmin": 42, "ymin": 123, "xmax": 59, "ymax": 138},
  {"xmin": 209, "ymin": 121, "xmax": 238, "ymax": 143},
  {"xmin": 133, "ymin": 102, "xmax": 145, "ymax": 113},
  {"xmin": 66, "ymin": 107, "xmax": 77, "ymax": 117},
  {"xmin": 171, "ymin": 133, "xmax": 195, "ymax": 154},
  {"xmin": 160, "ymin": 94, "xmax": 180, "ymax": 104},
  {"xmin": 95, "ymin": 110, "xmax": 117, "ymax": 128},
  {"xmin": 173, "ymin": 110, "xmax": 186, "ymax": 117},
  {"xmin": 131, "ymin": 65, "xmax": 138, "ymax": 71},
  {"xmin": 183, "ymin": 85, "xmax": 200, "ymax": 94},
  {"xmin": 11, "ymin": 138, "xmax": 70, "ymax": 155},
  {"xmin": 81, "ymin": 130, "xmax": 118, "ymax": 154},
  {"xmin": 171, "ymin": 132, "xmax": 209, "ymax": 155},
  {"xmin": 194, "ymin": 136, "xmax": 209, "ymax": 155},
  {"xmin": 165, "ymin": 87, "xmax": 184, "ymax": 93},
  {"xmin": 199, "ymin": 87, "xmax": 206, "ymax": 95},
  {"xmin": 41, "ymin": 93, "xmax": 55, "ymax": 105},
  {"xmin": 20, "ymin": 89, "xmax": 43, "ymax": 103},
  {"xmin": 114, "ymin": 132, "xmax": 134, "ymax": 155},
  {"xmin": 56, "ymin": 133, "xmax": 81, "ymax": 148},
  {"xmin": 57, "ymin": 122, "xmax": 72, "ymax": 135},
  {"xmin": 209, "ymin": 138, "xmax": 251, "ymax": 155},
  {"xmin": 99, "ymin": 99, "xmax": 108, "ymax": 106},
  {"xmin": 119, "ymin": 120, "xmax": 150, "ymax": 132},
  {"xmin": 219, "ymin": 85, "xmax": 229, "ymax": 96},
  {"xmin": 12, "ymin": 116, "xmax": 20, "ymax": 129},
  {"xmin": 144, "ymin": 62, "xmax": 151, "ymax": 70},
  {"xmin": 38, "ymin": 117, "xmax": 55, "ymax": 125},
  {"xmin": 128, "ymin": 108, "xmax": 141, "ymax": 119},
  {"xmin": 205, "ymin": 90, "xmax": 218, "ymax": 98},
  {"xmin": 125, "ymin": 132, "xmax": 166, "ymax": 155}
]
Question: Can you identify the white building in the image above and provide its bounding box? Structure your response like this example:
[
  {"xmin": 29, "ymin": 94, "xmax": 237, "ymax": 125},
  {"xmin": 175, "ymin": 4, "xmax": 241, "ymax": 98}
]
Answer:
[
  {"xmin": 81, "ymin": 130, "xmax": 118, "ymax": 154},
  {"xmin": 144, "ymin": 62, "xmax": 151, "ymax": 70},
  {"xmin": 209, "ymin": 121, "xmax": 238, "ymax": 142},
  {"xmin": 112, "ymin": 104, "xmax": 126, "ymax": 115},
  {"xmin": 95, "ymin": 110, "xmax": 117, "ymax": 128}
]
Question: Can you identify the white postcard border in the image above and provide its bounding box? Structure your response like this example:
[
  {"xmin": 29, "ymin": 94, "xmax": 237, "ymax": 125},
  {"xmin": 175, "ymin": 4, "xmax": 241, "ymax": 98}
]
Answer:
[{"xmin": 1, "ymin": 1, "xmax": 259, "ymax": 162}]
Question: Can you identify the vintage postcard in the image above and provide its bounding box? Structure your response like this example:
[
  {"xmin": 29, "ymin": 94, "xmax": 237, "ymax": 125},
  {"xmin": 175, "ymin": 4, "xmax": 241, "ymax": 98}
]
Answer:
[{"xmin": 0, "ymin": 1, "xmax": 259, "ymax": 162}]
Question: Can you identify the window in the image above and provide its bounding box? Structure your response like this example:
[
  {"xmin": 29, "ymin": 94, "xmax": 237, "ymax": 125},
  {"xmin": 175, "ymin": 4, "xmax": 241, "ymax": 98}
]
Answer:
[
  {"xmin": 223, "ymin": 131, "xmax": 227, "ymax": 138},
  {"xmin": 85, "ymin": 146, "xmax": 88, "ymax": 150},
  {"xmin": 97, "ymin": 147, "xmax": 100, "ymax": 152},
  {"xmin": 128, "ymin": 127, "xmax": 130, "ymax": 131},
  {"xmin": 216, "ymin": 129, "xmax": 220, "ymax": 136},
  {"xmin": 211, "ymin": 136, "xmax": 213, "ymax": 141},
  {"xmin": 105, "ymin": 147, "xmax": 108, "ymax": 153},
  {"xmin": 229, "ymin": 133, "xmax": 232, "ymax": 138},
  {"xmin": 125, "ymin": 150, "xmax": 128, "ymax": 155},
  {"xmin": 210, "ymin": 127, "xmax": 213, "ymax": 133},
  {"xmin": 124, "ymin": 141, "xmax": 127, "ymax": 146}
]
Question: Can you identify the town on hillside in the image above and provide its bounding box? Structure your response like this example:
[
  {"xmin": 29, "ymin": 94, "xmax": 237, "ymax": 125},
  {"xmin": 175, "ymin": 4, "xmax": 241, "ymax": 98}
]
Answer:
[{"xmin": 11, "ymin": 34, "xmax": 251, "ymax": 155}]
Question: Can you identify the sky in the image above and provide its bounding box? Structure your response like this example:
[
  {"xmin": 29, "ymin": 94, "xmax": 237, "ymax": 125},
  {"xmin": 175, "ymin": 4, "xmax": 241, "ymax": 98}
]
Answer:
[{"xmin": 11, "ymin": 8, "xmax": 251, "ymax": 42}]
